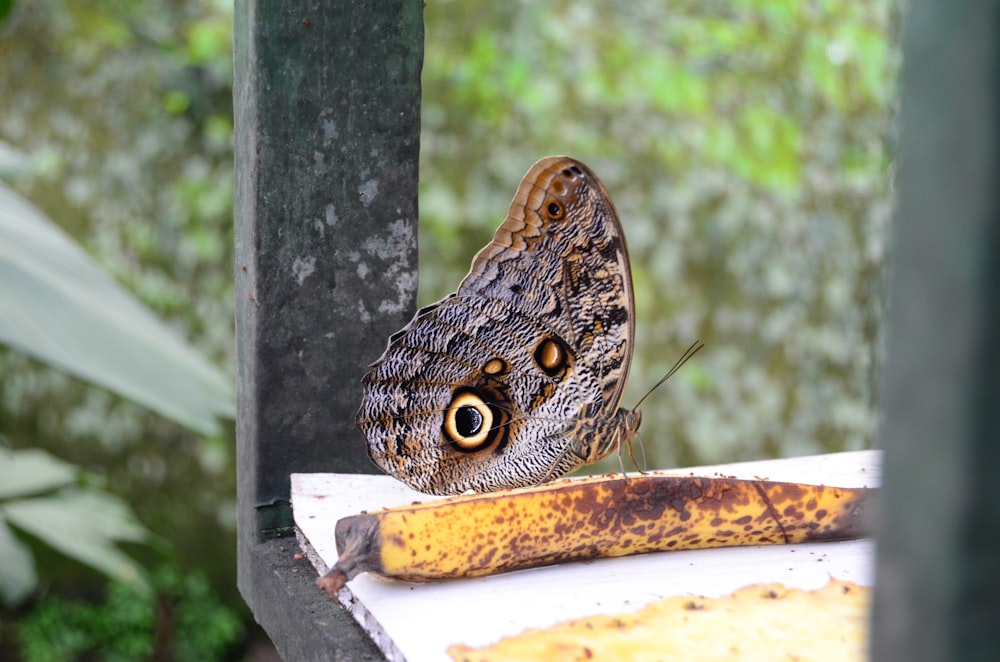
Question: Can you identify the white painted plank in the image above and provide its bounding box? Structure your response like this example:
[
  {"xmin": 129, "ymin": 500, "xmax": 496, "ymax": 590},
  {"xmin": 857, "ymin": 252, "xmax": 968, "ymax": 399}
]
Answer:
[{"xmin": 293, "ymin": 450, "xmax": 881, "ymax": 662}]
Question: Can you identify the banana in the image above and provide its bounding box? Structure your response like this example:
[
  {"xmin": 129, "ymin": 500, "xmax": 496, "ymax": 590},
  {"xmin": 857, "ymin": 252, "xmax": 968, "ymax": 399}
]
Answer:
[{"xmin": 316, "ymin": 472, "xmax": 873, "ymax": 597}]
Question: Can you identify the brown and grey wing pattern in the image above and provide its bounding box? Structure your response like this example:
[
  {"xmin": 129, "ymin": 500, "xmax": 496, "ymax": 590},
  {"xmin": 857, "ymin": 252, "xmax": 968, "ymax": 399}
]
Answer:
[{"xmin": 357, "ymin": 157, "xmax": 635, "ymax": 495}]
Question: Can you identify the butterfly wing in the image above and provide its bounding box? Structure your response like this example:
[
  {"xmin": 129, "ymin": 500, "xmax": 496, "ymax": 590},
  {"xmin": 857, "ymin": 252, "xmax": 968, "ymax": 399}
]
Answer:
[{"xmin": 358, "ymin": 157, "xmax": 635, "ymax": 495}]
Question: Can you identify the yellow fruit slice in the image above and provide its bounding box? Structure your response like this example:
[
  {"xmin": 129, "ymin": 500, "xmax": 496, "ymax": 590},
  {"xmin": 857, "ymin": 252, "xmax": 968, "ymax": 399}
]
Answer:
[{"xmin": 447, "ymin": 578, "xmax": 869, "ymax": 662}]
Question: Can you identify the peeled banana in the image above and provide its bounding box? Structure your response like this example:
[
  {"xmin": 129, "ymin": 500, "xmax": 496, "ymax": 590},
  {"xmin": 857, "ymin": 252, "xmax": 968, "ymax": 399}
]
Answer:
[{"xmin": 316, "ymin": 472, "xmax": 872, "ymax": 596}]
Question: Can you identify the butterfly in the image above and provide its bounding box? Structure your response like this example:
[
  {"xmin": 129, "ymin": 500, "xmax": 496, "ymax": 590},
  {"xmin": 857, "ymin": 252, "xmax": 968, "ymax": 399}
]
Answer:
[{"xmin": 357, "ymin": 156, "xmax": 694, "ymax": 495}]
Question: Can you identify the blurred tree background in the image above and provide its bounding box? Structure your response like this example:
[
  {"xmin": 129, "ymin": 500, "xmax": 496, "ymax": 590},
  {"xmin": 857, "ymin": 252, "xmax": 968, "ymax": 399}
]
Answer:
[{"xmin": 0, "ymin": 0, "xmax": 898, "ymax": 659}]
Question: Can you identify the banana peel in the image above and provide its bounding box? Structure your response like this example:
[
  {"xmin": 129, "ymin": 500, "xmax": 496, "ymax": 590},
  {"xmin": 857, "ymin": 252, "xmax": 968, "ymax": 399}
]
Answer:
[{"xmin": 316, "ymin": 472, "xmax": 873, "ymax": 597}]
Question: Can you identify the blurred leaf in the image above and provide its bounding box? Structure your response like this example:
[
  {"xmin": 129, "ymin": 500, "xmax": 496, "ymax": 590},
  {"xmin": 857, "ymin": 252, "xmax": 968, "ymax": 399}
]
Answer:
[
  {"xmin": 0, "ymin": 448, "xmax": 78, "ymax": 499},
  {"xmin": 0, "ymin": 449, "xmax": 152, "ymax": 606},
  {"xmin": 184, "ymin": 19, "xmax": 231, "ymax": 64},
  {"xmin": 0, "ymin": 183, "xmax": 234, "ymax": 435},
  {"xmin": 3, "ymin": 488, "xmax": 150, "ymax": 595},
  {"xmin": 0, "ymin": 142, "xmax": 31, "ymax": 181},
  {"xmin": 163, "ymin": 89, "xmax": 191, "ymax": 115},
  {"xmin": 0, "ymin": 519, "xmax": 36, "ymax": 608},
  {"xmin": 0, "ymin": 0, "xmax": 13, "ymax": 26}
]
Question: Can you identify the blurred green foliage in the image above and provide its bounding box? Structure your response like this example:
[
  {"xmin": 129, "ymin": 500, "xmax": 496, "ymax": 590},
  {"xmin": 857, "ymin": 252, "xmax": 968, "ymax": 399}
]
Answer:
[
  {"xmin": 0, "ymin": 0, "xmax": 245, "ymax": 657},
  {"xmin": 0, "ymin": 0, "xmax": 899, "ymax": 658},
  {"xmin": 17, "ymin": 563, "xmax": 242, "ymax": 662}
]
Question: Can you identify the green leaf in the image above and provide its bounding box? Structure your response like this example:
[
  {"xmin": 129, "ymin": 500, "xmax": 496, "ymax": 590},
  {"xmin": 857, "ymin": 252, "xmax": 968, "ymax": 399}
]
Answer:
[
  {"xmin": 0, "ymin": 448, "xmax": 78, "ymax": 500},
  {"xmin": 2, "ymin": 489, "xmax": 150, "ymax": 595},
  {"xmin": 0, "ymin": 183, "xmax": 234, "ymax": 435},
  {"xmin": 0, "ymin": 519, "xmax": 37, "ymax": 607}
]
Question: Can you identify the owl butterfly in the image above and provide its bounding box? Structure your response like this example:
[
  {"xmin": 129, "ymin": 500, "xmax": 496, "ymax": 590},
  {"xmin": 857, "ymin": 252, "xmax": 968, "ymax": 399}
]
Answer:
[{"xmin": 358, "ymin": 156, "xmax": 679, "ymax": 496}]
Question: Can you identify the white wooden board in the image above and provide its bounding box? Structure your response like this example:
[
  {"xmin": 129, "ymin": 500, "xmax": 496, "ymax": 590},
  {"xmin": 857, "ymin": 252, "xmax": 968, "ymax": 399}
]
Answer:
[{"xmin": 292, "ymin": 450, "xmax": 881, "ymax": 662}]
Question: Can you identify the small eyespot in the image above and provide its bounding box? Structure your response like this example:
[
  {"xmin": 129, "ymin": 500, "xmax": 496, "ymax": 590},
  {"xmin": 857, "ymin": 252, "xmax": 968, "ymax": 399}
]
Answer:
[
  {"xmin": 547, "ymin": 201, "xmax": 564, "ymax": 219},
  {"xmin": 534, "ymin": 336, "xmax": 572, "ymax": 379},
  {"xmin": 483, "ymin": 358, "xmax": 507, "ymax": 375},
  {"xmin": 536, "ymin": 338, "xmax": 563, "ymax": 370}
]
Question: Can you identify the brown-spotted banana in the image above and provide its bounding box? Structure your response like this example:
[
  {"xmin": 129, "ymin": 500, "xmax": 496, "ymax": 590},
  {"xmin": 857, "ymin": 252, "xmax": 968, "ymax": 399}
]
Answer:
[{"xmin": 316, "ymin": 473, "xmax": 873, "ymax": 596}]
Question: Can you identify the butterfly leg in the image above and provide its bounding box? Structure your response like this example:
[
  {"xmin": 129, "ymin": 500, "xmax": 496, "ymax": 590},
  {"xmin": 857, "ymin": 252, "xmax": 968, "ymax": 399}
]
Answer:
[{"xmin": 619, "ymin": 432, "xmax": 647, "ymax": 476}]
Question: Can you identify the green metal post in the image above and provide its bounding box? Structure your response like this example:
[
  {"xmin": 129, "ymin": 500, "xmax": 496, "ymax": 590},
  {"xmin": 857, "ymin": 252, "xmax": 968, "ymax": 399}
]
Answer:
[
  {"xmin": 872, "ymin": 2, "xmax": 1000, "ymax": 659},
  {"xmin": 233, "ymin": 1, "xmax": 422, "ymax": 657}
]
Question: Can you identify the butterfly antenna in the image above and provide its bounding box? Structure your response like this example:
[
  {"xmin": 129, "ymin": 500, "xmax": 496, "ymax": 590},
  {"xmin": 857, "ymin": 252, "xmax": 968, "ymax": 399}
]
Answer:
[{"xmin": 631, "ymin": 340, "xmax": 705, "ymax": 412}]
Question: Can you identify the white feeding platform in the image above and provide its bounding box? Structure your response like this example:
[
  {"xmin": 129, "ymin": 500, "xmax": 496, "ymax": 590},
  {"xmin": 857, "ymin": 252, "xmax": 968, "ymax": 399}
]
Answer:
[{"xmin": 293, "ymin": 449, "xmax": 880, "ymax": 661}]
